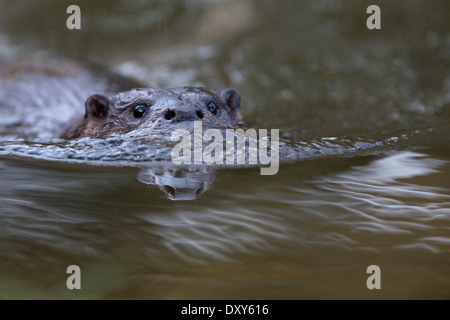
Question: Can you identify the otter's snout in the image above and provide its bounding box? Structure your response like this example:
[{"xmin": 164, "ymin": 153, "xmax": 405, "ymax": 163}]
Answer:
[{"xmin": 163, "ymin": 105, "xmax": 204, "ymax": 122}]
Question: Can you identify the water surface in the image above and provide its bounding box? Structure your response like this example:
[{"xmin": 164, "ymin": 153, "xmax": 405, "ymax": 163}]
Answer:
[{"xmin": 0, "ymin": 0, "xmax": 449, "ymax": 299}]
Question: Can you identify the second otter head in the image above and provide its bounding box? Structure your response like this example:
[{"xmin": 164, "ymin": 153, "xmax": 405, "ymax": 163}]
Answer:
[{"xmin": 61, "ymin": 87, "xmax": 246, "ymax": 139}]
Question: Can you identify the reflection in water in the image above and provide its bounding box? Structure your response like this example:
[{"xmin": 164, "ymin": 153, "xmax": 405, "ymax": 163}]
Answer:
[
  {"xmin": 0, "ymin": 150, "xmax": 448, "ymax": 298},
  {"xmin": 137, "ymin": 165, "xmax": 216, "ymax": 201},
  {"xmin": 141, "ymin": 151, "xmax": 450, "ymax": 263},
  {"xmin": 0, "ymin": 133, "xmax": 379, "ymax": 202},
  {"xmin": 310, "ymin": 152, "xmax": 450, "ymax": 252}
]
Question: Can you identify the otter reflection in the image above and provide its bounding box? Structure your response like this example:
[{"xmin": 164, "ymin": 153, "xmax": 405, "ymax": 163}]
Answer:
[{"xmin": 137, "ymin": 164, "xmax": 216, "ymax": 201}]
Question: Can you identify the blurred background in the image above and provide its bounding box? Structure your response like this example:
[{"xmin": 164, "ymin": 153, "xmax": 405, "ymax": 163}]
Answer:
[
  {"xmin": 2, "ymin": 0, "xmax": 450, "ymax": 136},
  {"xmin": 0, "ymin": 0, "xmax": 449, "ymax": 299}
]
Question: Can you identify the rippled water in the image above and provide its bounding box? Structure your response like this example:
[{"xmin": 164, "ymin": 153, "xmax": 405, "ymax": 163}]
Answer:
[{"xmin": 0, "ymin": 0, "xmax": 449, "ymax": 299}]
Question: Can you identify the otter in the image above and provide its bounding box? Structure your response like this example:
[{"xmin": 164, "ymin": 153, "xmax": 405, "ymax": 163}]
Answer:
[
  {"xmin": 61, "ymin": 86, "xmax": 245, "ymax": 140},
  {"xmin": 0, "ymin": 58, "xmax": 246, "ymax": 140}
]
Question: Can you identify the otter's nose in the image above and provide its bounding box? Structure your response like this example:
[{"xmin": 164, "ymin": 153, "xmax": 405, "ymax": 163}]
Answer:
[{"xmin": 163, "ymin": 105, "xmax": 204, "ymax": 122}]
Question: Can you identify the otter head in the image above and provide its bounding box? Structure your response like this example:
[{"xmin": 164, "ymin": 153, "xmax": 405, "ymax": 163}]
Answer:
[{"xmin": 61, "ymin": 87, "xmax": 246, "ymax": 139}]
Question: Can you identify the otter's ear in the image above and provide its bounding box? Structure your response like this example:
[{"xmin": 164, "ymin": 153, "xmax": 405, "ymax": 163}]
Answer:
[
  {"xmin": 221, "ymin": 88, "xmax": 243, "ymax": 122},
  {"xmin": 220, "ymin": 88, "xmax": 241, "ymax": 111},
  {"xmin": 85, "ymin": 94, "xmax": 110, "ymax": 119}
]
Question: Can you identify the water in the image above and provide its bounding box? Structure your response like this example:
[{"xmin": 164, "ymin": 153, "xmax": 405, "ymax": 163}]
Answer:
[{"xmin": 0, "ymin": 0, "xmax": 449, "ymax": 299}]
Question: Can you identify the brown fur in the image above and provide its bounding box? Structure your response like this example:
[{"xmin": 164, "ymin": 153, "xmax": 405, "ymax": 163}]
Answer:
[{"xmin": 61, "ymin": 87, "xmax": 246, "ymax": 139}]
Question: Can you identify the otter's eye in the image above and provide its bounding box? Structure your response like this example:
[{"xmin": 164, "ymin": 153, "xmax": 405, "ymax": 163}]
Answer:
[
  {"xmin": 207, "ymin": 102, "xmax": 217, "ymax": 115},
  {"xmin": 133, "ymin": 105, "xmax": 147, "ymax": 118}
]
